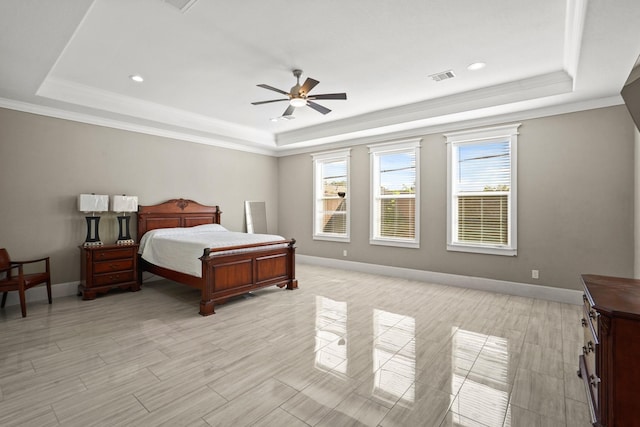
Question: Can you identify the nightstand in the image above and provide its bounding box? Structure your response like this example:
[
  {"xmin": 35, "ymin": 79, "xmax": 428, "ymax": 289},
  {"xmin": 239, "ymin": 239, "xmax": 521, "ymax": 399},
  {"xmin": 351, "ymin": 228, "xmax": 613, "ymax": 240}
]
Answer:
[{"xmin": 79, "ymin": 244, "xmax": 140, "ymax": 300}]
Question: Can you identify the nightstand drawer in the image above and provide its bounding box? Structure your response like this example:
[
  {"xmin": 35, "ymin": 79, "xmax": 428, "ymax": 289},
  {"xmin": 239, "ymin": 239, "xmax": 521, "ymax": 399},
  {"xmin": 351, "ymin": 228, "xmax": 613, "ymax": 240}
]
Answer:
[
  {"xmin": 94, "ymin": 259, "xmax": 134, "ymax": 274},
  {"xmin": 93, "ymin": 270, "xmax": 135, "ymax": 286},
  {"xmin": 94, "ymin": 247, "xmax": 136, "ymax": 261}
]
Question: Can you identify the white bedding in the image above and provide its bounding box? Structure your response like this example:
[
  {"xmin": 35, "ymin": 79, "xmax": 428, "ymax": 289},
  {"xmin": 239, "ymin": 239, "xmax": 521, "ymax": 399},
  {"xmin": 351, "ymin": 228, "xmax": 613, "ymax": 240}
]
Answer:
[{"xmin": 139, "ymin": 224, "xmax": 287, "ymax": 277}]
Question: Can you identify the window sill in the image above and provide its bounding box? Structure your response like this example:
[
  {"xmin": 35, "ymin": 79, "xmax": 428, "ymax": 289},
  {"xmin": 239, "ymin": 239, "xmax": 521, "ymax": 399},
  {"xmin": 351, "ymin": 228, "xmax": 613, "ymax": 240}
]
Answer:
[
  {"xmin": 370, "ymin": 238, "xmax": 419, "ymax": 249},
  {"xmin": 447, "ymin": 243, "xmax": 516, "ymax": 256},
  {"xmin": 314, "ymin": 235, "xmax": 350, "ymax": 243}
]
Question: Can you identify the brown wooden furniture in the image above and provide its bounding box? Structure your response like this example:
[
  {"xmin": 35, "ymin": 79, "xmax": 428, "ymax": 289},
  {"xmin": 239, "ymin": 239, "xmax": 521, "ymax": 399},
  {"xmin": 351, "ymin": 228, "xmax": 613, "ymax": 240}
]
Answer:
[
  {"xmin": 0, "ymin": 248, "xmax": 51, "ymax": 317},
  {"xmin": 137, "ymin": 198, "xmax": 297, "ymax": 316},
  {"xmin": 79, "ymin": 244, "xmax": 140, "ymax": 300},
  {"xmin": 579, "ymin": 274, "xmax": 640, "ymax": 427}
]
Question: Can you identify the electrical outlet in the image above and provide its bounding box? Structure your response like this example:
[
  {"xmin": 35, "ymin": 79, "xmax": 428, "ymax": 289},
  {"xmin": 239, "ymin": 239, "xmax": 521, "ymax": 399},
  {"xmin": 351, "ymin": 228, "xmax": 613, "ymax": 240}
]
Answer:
[
  {"xmin": 532, "ymin": 269, "xmax": 539, "ymax": 279},
  {"xmin": 343, "ymin": 250, "xmax": 348, "ymax": 257}
]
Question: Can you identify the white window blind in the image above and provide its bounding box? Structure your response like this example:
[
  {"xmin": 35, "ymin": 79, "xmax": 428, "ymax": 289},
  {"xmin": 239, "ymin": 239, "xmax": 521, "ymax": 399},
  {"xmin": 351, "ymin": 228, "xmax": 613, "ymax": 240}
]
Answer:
[
  {"xmin": 312, "ymin": 149, "xmax": 350, "ymax": 242},
  {"xmin": 446, "ymin": 124, "xmax": 519, "ymax": 256},
  {"xmin": 458, "ymin": 194, "xmax": 509, "ymax": 244},
  {"xmin": 369, "ymin": 140, "xmax": 421, "ymax": 248},
  {"xmin": 457, "ymin": 141, "xmax": 510, "ymax": 245}
]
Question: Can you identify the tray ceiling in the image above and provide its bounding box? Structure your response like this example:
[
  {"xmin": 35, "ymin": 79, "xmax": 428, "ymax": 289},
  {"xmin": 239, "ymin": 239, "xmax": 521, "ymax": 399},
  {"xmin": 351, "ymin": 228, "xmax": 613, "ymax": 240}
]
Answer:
[{"xmin": 1, "ymin": 0, "xmax": 639, "ymax": 155}]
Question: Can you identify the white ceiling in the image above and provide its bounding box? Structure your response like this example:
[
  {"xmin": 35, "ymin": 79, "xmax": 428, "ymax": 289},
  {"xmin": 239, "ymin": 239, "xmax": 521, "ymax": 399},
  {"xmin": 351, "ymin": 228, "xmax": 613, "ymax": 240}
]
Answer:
[{"xmin": 1, "ymin": 0, "xmax": 639, "ymax": 155}]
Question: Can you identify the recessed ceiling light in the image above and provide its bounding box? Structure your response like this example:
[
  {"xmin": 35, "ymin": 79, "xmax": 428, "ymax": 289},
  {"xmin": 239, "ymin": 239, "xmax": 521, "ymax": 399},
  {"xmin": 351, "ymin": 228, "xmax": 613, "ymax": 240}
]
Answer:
[
  {"xmin": 129, "ymin": 74, "xmax": 144, "ymax": 82},
  {"xmin": 467, "ymin": 62, "xmax": 486, "ymax": 71}
]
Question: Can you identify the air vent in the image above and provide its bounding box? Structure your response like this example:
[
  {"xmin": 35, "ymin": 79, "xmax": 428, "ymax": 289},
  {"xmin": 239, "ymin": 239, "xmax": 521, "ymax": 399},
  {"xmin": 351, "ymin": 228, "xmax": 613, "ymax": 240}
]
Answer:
[
  {"xmin": 429, "ymin": 70, "xmax": 456, "ymax": 82},
  {"xmin": 164, "ymin": 0, "xmax": 198, "ymax": 12}
]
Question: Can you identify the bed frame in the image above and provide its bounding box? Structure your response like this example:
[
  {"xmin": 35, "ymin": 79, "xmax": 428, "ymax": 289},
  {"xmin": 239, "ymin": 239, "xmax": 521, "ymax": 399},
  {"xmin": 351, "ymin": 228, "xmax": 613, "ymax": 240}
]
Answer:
[{"xmin": 137, "ymin": 198, "xmax": 297, "ymax": 316}]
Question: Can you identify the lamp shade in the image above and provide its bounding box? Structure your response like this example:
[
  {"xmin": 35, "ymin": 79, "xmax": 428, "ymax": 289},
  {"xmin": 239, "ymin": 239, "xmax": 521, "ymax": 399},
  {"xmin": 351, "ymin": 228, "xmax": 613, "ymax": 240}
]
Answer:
[
  {"xmin": 112, "ymin": 195, "xmax": 138, "ymax": 213},
  {"xmin": 78, "ymin": 194, "xmax": 109, "ymax": 213}
]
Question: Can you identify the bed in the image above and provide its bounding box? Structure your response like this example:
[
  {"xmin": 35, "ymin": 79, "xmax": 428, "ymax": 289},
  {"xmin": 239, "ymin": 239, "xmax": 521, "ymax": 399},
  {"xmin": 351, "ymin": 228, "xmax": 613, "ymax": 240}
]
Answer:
[{"xmin": 137, "ymin": 198, "xmax": 297, "ymax": 316}]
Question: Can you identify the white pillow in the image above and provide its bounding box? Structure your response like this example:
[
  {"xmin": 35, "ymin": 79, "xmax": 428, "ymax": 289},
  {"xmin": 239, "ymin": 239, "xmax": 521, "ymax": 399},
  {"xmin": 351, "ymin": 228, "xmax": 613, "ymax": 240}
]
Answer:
[{"xmin": 191, "ymin": 223, "xmax": 228, "ymax": 232}]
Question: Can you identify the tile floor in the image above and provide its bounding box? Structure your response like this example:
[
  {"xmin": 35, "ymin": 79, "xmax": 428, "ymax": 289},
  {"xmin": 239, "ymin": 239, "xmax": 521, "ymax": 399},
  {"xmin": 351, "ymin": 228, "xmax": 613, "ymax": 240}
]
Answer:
[{"xmin": 0, "ymin": 264, "xmax": 592, "ymax": 426}]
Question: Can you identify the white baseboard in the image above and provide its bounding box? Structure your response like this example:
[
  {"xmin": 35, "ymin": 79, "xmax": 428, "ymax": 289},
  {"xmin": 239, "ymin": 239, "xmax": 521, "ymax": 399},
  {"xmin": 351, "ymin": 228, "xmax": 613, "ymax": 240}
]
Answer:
[
  {"xmin": 2, "ymin": 260, "xmax": 582, "ymax": 307},
  {"xmin": 1, "ymin": 281, "xmax": 80, "ymax": 307},
  {"xmin": 1, "ymin": 273, "xmax": 164, "ymax": 307},
  {"xmin": 297, "ymin": 255, "xmax": 583, "ymax": 305}
]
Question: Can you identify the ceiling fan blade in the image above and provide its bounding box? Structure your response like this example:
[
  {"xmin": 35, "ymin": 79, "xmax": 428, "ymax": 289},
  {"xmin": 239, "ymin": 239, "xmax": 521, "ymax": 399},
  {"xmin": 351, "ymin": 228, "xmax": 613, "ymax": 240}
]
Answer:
[
  {"xmin": 257, "ymin": 84, "xmax": 290, "ymax": 96},
  {"xmin": 251, "ymin": 99, "xmax": 289, "ymax": 105},
  {"xmin": 307, "ymin": 93, "xmax": 347, "ymax": 100},
  {"xmin": 299, "ymin": 78, "xmax": 320, "ymax": 95},
  {"xmin": 307, "ymin": 101, "xmax": 331, "ymax": 115},
  {"xmin": 282, "ymin": 105, "xmax": 295, "ymax": 116}
]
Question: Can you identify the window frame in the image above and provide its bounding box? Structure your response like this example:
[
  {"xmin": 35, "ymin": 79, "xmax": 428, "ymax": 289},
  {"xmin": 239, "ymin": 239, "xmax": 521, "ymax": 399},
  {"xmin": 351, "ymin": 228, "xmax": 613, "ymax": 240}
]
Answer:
[
  {"xmin": 369, "ymin": 139, "xmax": 421, "ymax": 248},
  {"xmin": 312, "ymin": 148, "xmax": 351, "ymax": 242},
  {"xmin": 445, "ymin": 124, "xmax": 520, "ymax": 256}
]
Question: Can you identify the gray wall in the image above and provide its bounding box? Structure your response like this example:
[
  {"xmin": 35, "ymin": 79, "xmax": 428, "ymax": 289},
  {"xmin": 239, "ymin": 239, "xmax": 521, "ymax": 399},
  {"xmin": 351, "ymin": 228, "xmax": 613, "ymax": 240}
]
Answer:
[
  {"xmin": 1, "ymin": 105, "xmax": 635, "ymax": 293},
  {"xmin": 0, "ymin": 108, "xmax": 279, "ymax": 285},
  {"xmin": 278, "ymin": 106, "xmax": 636, "ymax": 291}
]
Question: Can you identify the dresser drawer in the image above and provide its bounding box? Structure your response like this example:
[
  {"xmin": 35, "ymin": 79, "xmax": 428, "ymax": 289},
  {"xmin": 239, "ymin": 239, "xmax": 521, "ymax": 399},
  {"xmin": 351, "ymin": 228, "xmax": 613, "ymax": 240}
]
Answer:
[
  {"xmin": 94, "ymin": 259, "xmax": 134, "ymax": 274},
  {"xmin": 582, "ymin": 294, "xmax": 599, "ymax": 341},
  {"xmin": 579, "ymin": 354, "xmax": 598, "ymax": 425},
  {"xmin": 93, "ymin": 247, "xmax": 136, "ymax": 261},
  {"xmin": 581, "ymin": 294, "xmax": 599, "ymax": 408},
  {"xmin": 582, "ymin": 318, "xmax": 596, "ymax": 362},
  {"xmin": 93, "ymin": 270, "xmax": 135, "ymax": 286}
]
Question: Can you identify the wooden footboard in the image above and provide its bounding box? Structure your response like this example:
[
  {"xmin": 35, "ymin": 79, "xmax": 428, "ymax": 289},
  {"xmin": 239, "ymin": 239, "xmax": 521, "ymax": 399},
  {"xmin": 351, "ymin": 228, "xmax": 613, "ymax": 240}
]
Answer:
[{"xmin": 198, "ymin": 239, "xmax": 297, "ymax": 315}]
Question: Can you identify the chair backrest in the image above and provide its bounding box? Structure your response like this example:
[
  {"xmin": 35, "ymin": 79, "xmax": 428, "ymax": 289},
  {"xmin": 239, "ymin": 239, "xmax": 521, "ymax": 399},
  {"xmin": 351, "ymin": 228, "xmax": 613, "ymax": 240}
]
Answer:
[{"xmin": 0, "ymin": 249, "xmax": 10, "ymax": 270}]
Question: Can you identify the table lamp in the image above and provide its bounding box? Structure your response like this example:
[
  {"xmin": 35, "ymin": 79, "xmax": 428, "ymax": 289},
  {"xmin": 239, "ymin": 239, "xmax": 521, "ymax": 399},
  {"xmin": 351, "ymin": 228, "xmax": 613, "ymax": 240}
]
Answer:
[
  {"xmin": 78, "ymin": 194, "xmax": 109, "ymax": 246},
  {"xmin": 112, "ymin": 195, "xmax": 138, "ymax": 245}
]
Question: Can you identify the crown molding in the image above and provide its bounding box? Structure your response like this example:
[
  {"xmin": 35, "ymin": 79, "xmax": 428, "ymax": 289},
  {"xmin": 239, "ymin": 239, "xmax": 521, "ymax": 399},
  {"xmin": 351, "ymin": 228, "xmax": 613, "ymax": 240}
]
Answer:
[
  {"xmin": 0, "ymin": 87, "xmax": 624, "ymax": 160},
  {"xmin": 0, "ymin": 97, "xmax": 278, "ymax": 156},
  {"xmin": 1, "ymin": 93, "xmax": 623, "ymax": 159},
  {"xmin": 273, "ymin": 95, "xmax": 623, "ymax": 157}
]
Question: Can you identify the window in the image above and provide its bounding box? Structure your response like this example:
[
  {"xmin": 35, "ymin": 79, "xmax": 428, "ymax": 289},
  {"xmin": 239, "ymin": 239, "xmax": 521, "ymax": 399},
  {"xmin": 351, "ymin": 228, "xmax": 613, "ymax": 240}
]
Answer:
[
  {"xmin": 445, "ymin": 124, "xmax": 519, "ymax": 256},
  {"xmin": 369, "ymin": 139, "xmax": 421, "ymax": 248},
  {"xmin": 312, "ymin": 149, "xmax": 350, "ymax": 242}
]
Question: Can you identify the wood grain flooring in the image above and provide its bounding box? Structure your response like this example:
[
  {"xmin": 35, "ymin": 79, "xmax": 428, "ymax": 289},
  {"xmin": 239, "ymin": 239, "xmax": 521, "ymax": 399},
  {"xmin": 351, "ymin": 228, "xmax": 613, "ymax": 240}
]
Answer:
[{"xmin": 0, "ymin": 264, "xmax": 591, "ymax": 426}]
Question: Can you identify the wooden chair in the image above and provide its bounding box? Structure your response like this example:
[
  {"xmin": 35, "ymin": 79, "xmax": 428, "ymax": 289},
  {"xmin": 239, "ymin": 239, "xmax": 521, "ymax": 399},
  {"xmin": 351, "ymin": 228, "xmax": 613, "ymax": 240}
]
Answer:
[{"xmin": 0, "ymin": 249, "xmax": 52, "ymax": 317}]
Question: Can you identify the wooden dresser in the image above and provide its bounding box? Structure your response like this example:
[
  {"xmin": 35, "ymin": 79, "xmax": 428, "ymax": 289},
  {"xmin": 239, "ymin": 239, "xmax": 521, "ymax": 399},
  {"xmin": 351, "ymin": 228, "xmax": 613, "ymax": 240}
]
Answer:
[
  {"xmin": 79, "ymin": 244, "xmax": 140, "ymax": 300},
  {"xmin": 579, "ymin": 274, "xmax": 640, "ymax": 426}
]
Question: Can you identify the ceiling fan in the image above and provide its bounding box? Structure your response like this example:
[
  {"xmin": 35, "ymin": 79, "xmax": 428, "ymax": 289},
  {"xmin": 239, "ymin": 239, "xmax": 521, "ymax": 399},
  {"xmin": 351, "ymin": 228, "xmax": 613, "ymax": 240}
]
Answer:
[{"xmin": 251, "ymin": 69, "xmax": 347, "ymax": 118}]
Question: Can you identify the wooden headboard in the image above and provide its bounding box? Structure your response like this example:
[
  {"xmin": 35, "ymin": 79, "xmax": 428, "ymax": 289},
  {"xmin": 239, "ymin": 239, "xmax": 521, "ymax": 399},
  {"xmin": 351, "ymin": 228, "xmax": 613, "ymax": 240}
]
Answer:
[{"xmin": 137, "ymin": 199, "xmax": 222, "ymax": 242}]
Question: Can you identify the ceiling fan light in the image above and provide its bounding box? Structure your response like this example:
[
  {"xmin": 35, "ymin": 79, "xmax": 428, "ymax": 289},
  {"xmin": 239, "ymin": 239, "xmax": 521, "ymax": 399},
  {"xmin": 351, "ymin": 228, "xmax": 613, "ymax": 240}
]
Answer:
[{"xmin": 289, "ymin": 97, "xmax": 307, "ymax": 107}]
